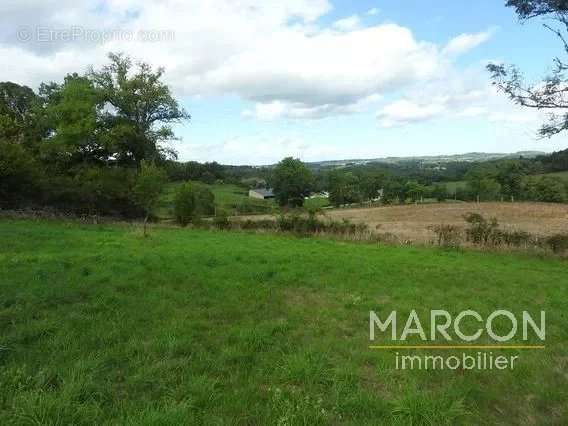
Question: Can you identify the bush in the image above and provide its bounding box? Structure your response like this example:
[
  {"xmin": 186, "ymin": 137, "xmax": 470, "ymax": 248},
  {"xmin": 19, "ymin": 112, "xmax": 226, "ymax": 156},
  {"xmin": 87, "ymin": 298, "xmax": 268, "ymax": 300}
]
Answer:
[
  {"xmin": 464, "ymin": 213, "xmax": 500, "ymax": 245},
  {"xmin": 174, "ymin": 183, "xmax": 196, "ymax": 226},
  {"xmin": 174, "ymin": 182, "xmax": 215, "ymax": 226},
  {"xmin": 463, "ymin": 213, "xmax": 535, "ymax": 248},
  {"xmin": 429, "ymin": 224, "xmax": 462, "ymax": 248},
  {"xmin": 497, "ymin": 230, "xmax": 533, "ymax": 248},
  {"xmin": 0, "ymin": 141, "xmax": 40, "ymax": 206},
  {"xmin": 213, "ymin": 210, "xmax": 231, "ymax": 230},
  {"xmin": 237, "ymin": 213, "xmax": 369, "ymax": 238},
  {"xmin": 545, "ymin": 234, "xmax": 568, "ymax": 254},
  {"xmin": 238, "ymin": 218, "xmax": 277, "ymax": 230},
  {"xmin": 40, "ymin": 166, "xmax": 140, "ymax": 217}
]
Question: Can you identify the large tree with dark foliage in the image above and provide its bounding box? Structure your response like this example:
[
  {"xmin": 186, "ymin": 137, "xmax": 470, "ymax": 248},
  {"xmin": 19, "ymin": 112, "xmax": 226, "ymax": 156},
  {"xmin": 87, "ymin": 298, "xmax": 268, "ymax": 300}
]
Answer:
[
  {"xmin": 488, "ymin": 0, "xmax": 568, "ymax": 137},
  {"xmin": 270, "ymin": 157, "xmax": 313, "ymax": 207},
  {"xmin": 0, "ymin": 82, "xmax": 44, "ymax": 146},
  {"xmin": 90, "ymin": 53, "xmax": 190, "ymax": 166}
]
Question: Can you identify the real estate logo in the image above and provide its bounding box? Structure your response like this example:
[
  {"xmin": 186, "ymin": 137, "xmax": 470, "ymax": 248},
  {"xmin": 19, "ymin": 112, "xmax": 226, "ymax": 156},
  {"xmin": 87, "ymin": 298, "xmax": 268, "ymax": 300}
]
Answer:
[{"xmin": 369, "ymin": 310, "xmax": 546, "ymax": 370}]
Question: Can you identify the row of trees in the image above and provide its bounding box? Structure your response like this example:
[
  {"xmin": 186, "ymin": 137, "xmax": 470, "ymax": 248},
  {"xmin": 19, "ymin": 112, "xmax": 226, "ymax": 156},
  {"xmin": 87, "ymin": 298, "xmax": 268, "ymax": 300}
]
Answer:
[
  {"xmin": 464, "ymin": 160, "xmax": 568, "ymax": 202},
  {"xmin": 267, "ymin": 154, "xmax": 568, "ymax": 208}
]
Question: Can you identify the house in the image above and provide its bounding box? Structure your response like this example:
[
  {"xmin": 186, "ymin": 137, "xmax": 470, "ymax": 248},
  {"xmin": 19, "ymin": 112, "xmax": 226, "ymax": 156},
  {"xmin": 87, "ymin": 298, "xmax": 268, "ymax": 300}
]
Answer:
[
  {"xmin": 371, "ymin": 188, "xmax": 384, "ymax": 201},
  {"xmin": 248, "ymin": 188, "xmax": 275, "ymax": 200},
  {"xmin": 305, "ymin": 191, "xmax": 330, "ymax": 199}
]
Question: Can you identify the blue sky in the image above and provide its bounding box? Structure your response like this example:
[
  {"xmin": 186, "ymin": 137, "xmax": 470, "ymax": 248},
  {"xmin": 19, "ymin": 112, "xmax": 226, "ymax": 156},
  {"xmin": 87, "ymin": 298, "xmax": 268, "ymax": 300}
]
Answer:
[
  {"xmin": 1, "ymin": 0, "xmax": 566, "ymax": 164},
  {"xmin": 171, "ymin": 1, "xmax": 566, "ymax": 164}
]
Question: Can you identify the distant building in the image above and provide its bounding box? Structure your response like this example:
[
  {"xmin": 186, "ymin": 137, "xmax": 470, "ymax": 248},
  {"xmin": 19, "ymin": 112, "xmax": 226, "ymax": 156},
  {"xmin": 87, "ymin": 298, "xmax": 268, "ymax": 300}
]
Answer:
[
  {"xmin": 372, "ymin": 188, "xmax": 384, "ymax": 201},
  {"xmin": 249, "ymin": 188, "xmax": 275, "ymax": 200},
  {"xmin": 306, "ymin": 191, "xmax": 330, "ymax": 199}
]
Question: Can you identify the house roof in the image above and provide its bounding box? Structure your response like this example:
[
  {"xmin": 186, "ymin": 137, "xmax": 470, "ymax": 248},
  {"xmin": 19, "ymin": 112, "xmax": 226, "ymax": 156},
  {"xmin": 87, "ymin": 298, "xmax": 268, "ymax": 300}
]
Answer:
[{"xmin": 252, "ymin": 188, "xmax": 274, "ymax": 197}]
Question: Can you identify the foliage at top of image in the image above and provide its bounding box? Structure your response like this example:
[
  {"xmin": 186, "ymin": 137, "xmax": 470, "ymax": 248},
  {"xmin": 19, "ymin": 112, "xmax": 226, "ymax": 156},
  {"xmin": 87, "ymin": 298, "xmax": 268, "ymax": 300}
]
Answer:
[
  {"xmin": 42, "ymin": 53, "xmax": 190, "ymax": 167},
  {"xmin": 488, "ymin": 0, "xmax": 568, "ymax": 137}
]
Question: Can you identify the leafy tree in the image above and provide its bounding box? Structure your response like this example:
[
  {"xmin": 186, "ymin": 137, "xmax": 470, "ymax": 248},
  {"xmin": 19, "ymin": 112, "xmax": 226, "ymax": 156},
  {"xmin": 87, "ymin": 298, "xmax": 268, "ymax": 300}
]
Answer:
[
  {"xmin": 328, "ymin": 170, "xmax": 362, "ymax": 206},
  {"xmin": 432, "ymin": 183, "xmax": 449, "ymax": 202},
  {"xmin": 382, "ymin": 179, "xmax": 405, "ymax": 204},
  {"xmin": 133, "ymin": 161, "xmax": 167, "ymax": 236},
  {"xmin": 496, "ymin": 160, "xmax": 527, "ymax": 201},
  {"xmin": 359, "ymin": 171, "xmax": 386, "ymax": 201},
  {"xmin": 465, "ymin": 164, "xmax": 502, "ymax": 201},
  {"xmin": 270, "ymin": 157, "xmax": 313, "ymax": 207},
  {"xmin": 90, "ymin": 53, "xmax": 190, "ymax": 166},
  {"xmin": 41, "ymin": 74, "xmax": 104, "ymax": 166},
  {"xmin": 0, "ymin": 141, "xmax": 40, "ymax": 205},
  {"xmin": 174, "ymin": 182, "xmax": 215, "ymax": 226},
  {"xmin": 0, "ymin": 82, "xmax": 43, "ymax": 146},
  {"xmin": 69, "ymin": 166, "xmax": 138, "ymax": 218},
  {"xmin": 523, "ymin": 176, "xmax": 567, "ymax": 202},
  {"xmin": 488, "ymin": 0, "xmax": 568, "ymax": 137},
  {"xmin": 467, "ymin": 177, "xmax": 502, "ymax": 202},
  {"xmin": 405, "ymin": 181, "xmax": 426, "ymax": 203}
]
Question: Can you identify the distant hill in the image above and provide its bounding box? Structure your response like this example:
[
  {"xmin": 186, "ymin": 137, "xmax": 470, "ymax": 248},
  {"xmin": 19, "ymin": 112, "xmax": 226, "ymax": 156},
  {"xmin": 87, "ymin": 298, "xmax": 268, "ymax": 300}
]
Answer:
[{"xmin": 305, "ymin": 151, "xmax": 546, "ymax": 168}]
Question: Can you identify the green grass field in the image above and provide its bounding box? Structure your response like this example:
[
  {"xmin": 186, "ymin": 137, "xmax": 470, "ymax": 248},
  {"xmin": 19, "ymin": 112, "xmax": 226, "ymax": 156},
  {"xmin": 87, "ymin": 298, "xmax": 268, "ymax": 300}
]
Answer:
[
  {"xmin": 444, "ymin": 180, "xmax": 467, "ymax": 194},
  {"xmin": 155, "ymin": 182, "xmax": 330, "ymax": 220},
  {"xmin": 154, "ymin": 182, "xmax": 276, "ymax": 220},
  {"xmin": 1, "ymin": 219, "xmax": 567, "ymax": 424},
  {"xmin": 540, "ymin": 171, "xmax": 568, "ymax": 181}
]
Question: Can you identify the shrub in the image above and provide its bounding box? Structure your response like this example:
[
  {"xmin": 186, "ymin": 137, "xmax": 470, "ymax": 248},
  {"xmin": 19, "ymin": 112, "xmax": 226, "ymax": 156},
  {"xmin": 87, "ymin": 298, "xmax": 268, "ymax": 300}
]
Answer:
[
  {"xmin": 133, "ymin": 161, "xmax": 167, "ymax": 236},
  {"xmin": 213, "ymin": 210, "xmax": 231, "ymax": 230},
  {"xmin": 0, "ymin": 141, "xmax": 40, "ymax": 206},
  {"xmin": 174, "ymin": 182, "xmax": 216, "ymax": 226},
  {"xmin": 545, "ymin": 234, "xmax": 568, "ymax": 254},
  {"xmin": 463, "ymin": 213, "xmax": 536, "ymax": 249},
  {"xmin": 65, "ymin": 166, "xmax": 139, "ymax": 217},
  {"xmin": 464, "ymin": 213, "xmax": 499, "ymax": 245},
  {"xmin": 174, "ymin": 183, "xmax": 195, "ymax": 226},
  {"xmin": 432, "ymin": 184, "xmax": 449, "ymax": 202},
  {"xmin": 498, "ymin": 230, "xmax": 533, "ymax": 248},
  {"xmin": 234, "ymin": 213, "xmax": 369, "ymax": 238},
  {"xmin": 429, "ymin": 224, "xmax": 462, "ymax": 248}
]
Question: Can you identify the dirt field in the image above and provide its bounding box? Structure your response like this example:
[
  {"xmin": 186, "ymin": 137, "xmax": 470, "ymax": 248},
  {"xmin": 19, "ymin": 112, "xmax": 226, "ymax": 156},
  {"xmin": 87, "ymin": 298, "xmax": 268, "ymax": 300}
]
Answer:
[
  {"xmin": 323, "ymin": 202, "xmax": 568, "ymax": 243},
  {"xmin": 239, "ymin": 202, "xmax": 568, "ymax": 244}
]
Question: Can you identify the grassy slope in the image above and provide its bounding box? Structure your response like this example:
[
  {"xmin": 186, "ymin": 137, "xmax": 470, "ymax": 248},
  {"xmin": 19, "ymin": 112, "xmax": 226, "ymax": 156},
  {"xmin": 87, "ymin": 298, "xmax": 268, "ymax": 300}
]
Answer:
[
  {"xmin": 154, "ymin": 182, "xmax": 275, "ymax": 220},
  {"xmin": 445, "ymin": 180, "xmax": 467, "ymax": 194},
  {"xmin": 539, "ymin": 171, "xmax": 568, "ymax": 181},
  {"xmin": 155, "ymin": 182, "xmax": 330, "ymax": 220},
  {"xmin": 1, "ymin": 220, "xmax": 567, "ymax": 424}
]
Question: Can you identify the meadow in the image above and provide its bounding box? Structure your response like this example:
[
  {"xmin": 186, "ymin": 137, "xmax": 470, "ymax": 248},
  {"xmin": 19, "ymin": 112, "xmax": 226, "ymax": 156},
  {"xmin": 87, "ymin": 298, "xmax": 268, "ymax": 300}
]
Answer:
[
  {"xmin": 1, "ymin": 219, "xmax": 567, "ymax": 424},
  {"xmin": 154, "ymin": 182, "xmax": 275, "ymax": 221},
  {"xmin": 154, "ymin": 182, "xmax": 330, "ymax": 221}
]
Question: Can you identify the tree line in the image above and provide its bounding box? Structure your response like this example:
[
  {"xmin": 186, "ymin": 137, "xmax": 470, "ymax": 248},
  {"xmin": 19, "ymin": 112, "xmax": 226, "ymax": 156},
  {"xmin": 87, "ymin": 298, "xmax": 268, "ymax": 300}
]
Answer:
[{"xmin": 1, "ymin": 53, "xmax": 189, "ymax": 217}]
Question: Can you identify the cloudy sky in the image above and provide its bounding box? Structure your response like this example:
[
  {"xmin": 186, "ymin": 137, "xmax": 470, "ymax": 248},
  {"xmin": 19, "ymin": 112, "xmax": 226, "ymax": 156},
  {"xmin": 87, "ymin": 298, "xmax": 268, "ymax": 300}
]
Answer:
[{"xmin": 1, "ymin": 0, "xmax": 566, "ymax": 164}]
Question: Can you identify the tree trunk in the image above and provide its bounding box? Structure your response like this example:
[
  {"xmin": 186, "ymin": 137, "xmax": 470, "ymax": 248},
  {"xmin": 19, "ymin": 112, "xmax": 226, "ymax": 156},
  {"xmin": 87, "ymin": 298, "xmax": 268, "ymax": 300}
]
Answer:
[{"xmin": 143, "ymin": 214, "xmax": 149, "ymax": 237}]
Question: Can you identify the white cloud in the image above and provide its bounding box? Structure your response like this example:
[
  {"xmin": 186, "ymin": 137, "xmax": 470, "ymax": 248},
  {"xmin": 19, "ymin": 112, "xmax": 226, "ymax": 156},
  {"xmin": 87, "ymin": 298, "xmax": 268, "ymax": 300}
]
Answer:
[
  {"xmin": 178, "ymin": 136, "xmax": 343, "ymax": 165},
  {"xmin": 443, "ymin": 28, "xmax": 496, "ymax": 55},
  {"xmin": 375, "ymin": 65, "xmax": 546, "ymax": 128},
  {"xmin": 243, "ymin": 94, "xmax": 382, "ymax": 121},
  {"xmin": 377, "ymin": 100, "xmax": 446, "ymax": 127},
  {"xmin": 332, "ymin": 15, "xmax": 361, "ymax": 31},
  {"xmin": 3, "ymin": 0, "xmax": 538, "ymax": 165},
  {"xmin": 1, "ymin": 0, "xmax": 451, "ymax": 121}
]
